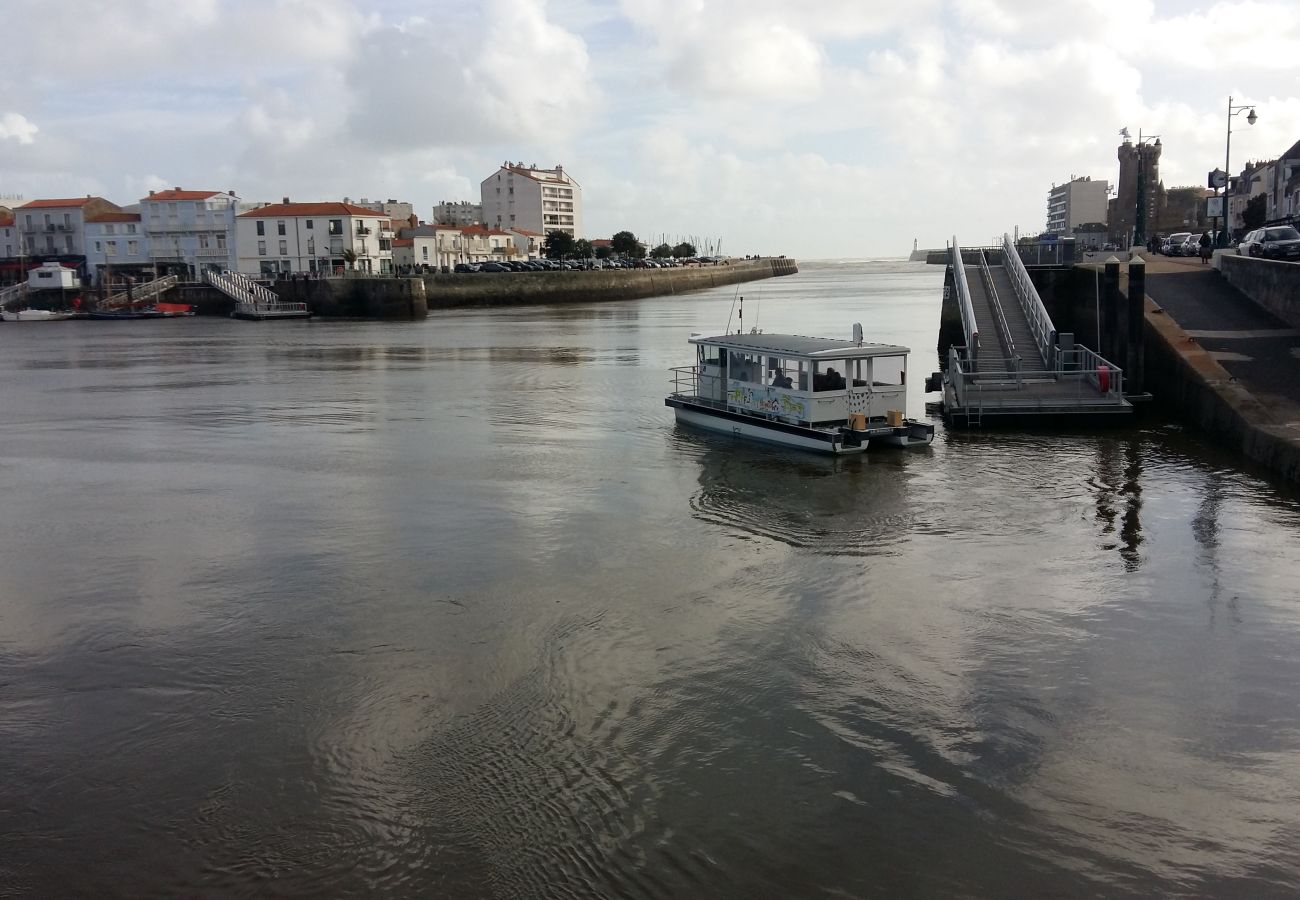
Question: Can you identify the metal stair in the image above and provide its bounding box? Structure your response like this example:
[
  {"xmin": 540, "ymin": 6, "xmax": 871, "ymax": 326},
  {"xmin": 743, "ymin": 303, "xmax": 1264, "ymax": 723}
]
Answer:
[{"xmin": 985, "ymin": 260, "xmax": 1049, "ymax": 373}]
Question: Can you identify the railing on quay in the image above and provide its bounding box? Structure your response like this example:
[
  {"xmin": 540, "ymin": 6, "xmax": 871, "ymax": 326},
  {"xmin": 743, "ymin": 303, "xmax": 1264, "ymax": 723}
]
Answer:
[
  {"xmin": 0, "ymin": 282, "xmax": 28, "ymax": 309},
  {"xmin": 950, "ymin": 239, "xmax": 979, "ymax": 359},
  {"xmin": 978, "ymin": 249, "xmax": 1020, "ymax": 384},
  {"xmin": 946, "ymin": 344, "xmax": 1125, "ymax": 413},
  {"xmin": 102, "ymin": 274, "xmax": 178, "ymax": 309},
  {"xmin": 1002, "ymin": 233, "xmax": 1057, "ymax": 365}
]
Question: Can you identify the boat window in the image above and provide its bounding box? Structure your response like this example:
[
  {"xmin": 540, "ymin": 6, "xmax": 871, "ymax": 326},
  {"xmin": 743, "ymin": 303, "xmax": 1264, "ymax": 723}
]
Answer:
[
  {"xmin": 873, "ymin": 356, "xmax": 905, "ymax": 387},
  {"xmin": 698, "ymin": 344, "xmax": 722, "ymax": 367},
  {"xmin": 727, "ymin": 350, "xmax": 762, "ymax": 383}
]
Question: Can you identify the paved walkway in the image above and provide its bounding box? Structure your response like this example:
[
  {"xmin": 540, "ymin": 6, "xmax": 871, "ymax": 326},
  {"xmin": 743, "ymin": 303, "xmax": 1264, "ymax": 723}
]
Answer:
[{"xmin": 1143, "ymin": 255, "xmax": 1300, "ymax": 418}]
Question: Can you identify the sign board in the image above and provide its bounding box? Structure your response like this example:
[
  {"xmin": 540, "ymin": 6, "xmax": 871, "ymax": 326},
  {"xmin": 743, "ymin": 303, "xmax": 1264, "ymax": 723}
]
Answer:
[
  {"xmin": 1208, "ymin": 169, "xmax": 1227, "ymax": 189},
  {"xmin": 1206, "ymin": 196, "xmax": 1224, "ymax": 218}
]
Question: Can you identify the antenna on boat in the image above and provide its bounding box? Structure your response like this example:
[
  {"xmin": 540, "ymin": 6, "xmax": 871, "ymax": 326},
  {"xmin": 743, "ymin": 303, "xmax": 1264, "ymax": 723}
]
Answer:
[{"xmin": 724, "ymin": 281, "xmax": 741, "ymax": 334}]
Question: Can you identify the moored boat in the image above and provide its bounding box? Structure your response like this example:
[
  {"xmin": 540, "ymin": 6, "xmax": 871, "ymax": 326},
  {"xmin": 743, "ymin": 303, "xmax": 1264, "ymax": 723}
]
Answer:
[
  {"xmin": 665, "ymin": 326, "xmax": 935, "ymax": 455},
  {"xmin": 1, "ymin": 308, "xmax": 75, "ymax": 322}
]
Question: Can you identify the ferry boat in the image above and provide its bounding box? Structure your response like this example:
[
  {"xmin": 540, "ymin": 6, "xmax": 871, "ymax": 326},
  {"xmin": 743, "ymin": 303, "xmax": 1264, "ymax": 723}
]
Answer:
[{"xmin": 665, "ymin": 326, "xmax": 935, "ymax": 455}]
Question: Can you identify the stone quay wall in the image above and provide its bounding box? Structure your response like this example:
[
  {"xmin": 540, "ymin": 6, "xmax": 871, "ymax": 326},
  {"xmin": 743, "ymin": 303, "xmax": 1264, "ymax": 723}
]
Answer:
[{"xmin": 1218, "ymin": 254, "xmax": 1300, "ymax": 328}]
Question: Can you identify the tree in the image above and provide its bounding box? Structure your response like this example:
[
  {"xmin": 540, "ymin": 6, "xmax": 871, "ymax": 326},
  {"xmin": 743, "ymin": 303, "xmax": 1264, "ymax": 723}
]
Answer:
[
  {"xmin": 543, "ymin": 230, "xmax": 575, "ymax": 260},
  {"xmin": 611, "ymin": 230, "xmax": 642, "ymax": 258},
  {"xmin": 341, "ymin": 248, "xmax": 358, "ymax": 271},
  {"xmin": 573, "ymin": 238, "xmax": 594, "ymax": 259},
  {"xmin": 650, "ymin": 243, "xmax": 672, "ymax": 259},
  {"xmin": 672, "ymin": 241, "xmax": 696, "ymax": 258},
  {"xmin": 1242, "ymin": 193, "xmax": 1267, "ymax": 231},
  {"xmin": 594, "ymin": 244, "xmax": 612, "ymax": 260}
]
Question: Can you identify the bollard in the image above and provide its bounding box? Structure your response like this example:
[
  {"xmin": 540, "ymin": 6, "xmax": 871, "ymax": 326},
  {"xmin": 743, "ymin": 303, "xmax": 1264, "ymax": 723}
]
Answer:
[{"xmin": 1103, "ymin": 257, "xmax": 1121, "ymax": 364}]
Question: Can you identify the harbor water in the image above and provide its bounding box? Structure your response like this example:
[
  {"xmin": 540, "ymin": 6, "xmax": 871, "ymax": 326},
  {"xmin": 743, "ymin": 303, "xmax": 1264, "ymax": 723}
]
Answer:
[{"xmin": 2, "ymin": 260, "xmax": 1300, "ymax": 897}]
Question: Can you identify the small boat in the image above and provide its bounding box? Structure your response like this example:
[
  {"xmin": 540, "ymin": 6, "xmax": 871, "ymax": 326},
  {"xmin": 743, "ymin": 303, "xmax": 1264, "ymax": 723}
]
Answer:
[
  {"xmin": 666, "ymin": 325, "xmax": 935, "ymax": 455},
  {"xmin": 1, "ymin": 308, "xmax": 75, "ymax": 322}
]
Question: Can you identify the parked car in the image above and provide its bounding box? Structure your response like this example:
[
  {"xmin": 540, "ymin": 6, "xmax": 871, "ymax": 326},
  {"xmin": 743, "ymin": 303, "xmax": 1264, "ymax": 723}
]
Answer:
[
  {"xmin": 453, "ymin": 263, "xmax": 479, "ymax": 273},
  {"xmin": 1242, "ymin": 225, "xmax": 1300, "ymax": 260},
  {"xmin": 1179, "ymin": 235, "xmax": 1203, "ymax": 257},
  {"xmin": 478, "ymin": 262, "xmax": 510, "ymax": 273},
  {"xmin": 1162, "ymin": 232, "xmax": 1191, "ymax": 256}
]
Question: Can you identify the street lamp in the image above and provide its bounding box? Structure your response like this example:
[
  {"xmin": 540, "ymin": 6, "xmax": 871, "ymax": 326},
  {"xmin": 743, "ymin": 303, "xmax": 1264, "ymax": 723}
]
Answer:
[{"xmin": 1220, "ymin": 96, "xmax": 1258, "ymax": 247}]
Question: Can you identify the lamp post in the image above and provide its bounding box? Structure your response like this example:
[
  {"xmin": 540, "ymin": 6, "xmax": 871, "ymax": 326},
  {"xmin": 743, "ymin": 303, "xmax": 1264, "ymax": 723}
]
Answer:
[{"xmin": 1220, "ymin": 96, "xmax": 1258, "ymax": 247}]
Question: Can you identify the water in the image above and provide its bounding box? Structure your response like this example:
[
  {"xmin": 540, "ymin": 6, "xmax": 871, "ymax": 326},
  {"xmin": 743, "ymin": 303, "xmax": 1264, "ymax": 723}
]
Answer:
[{"xmin": 2, "ymin": 260, "xmax": 1300, "ymax": 898}]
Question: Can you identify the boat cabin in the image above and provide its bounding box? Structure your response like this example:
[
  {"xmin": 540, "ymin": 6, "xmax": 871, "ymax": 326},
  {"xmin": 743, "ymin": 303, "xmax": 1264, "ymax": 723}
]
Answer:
[{"xmin": 687, "ymin": 332, "xmax": 912, "ymax": 428}]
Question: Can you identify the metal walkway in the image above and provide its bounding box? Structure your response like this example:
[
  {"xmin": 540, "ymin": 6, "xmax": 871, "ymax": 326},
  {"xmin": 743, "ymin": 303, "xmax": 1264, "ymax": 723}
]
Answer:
[{"xmin": 942, "ymin": 234, "xmax": 1132, "ymax": 424}]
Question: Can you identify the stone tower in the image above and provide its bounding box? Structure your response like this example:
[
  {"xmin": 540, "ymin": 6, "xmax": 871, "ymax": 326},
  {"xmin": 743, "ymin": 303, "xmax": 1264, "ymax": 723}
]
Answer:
[{"xmin": 1114, "ymin": 136, "xmax": 1161, "ymax": 247}]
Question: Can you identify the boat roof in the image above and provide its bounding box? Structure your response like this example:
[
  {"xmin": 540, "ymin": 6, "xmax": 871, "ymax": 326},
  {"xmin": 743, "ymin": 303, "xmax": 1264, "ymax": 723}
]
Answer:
[{"xmin": 689, "ymin": 332, "xmax": 910, "ymax": 359}]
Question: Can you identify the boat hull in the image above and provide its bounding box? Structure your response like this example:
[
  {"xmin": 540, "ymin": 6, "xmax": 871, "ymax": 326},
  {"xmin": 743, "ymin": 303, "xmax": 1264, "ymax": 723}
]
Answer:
[
  {"xmin": 667, "ymin": 397, "xmax": 867, "ymax": 455},
  {"xmin": 3, "ymin": 310, "xmax": 73, "ymax": 321}
]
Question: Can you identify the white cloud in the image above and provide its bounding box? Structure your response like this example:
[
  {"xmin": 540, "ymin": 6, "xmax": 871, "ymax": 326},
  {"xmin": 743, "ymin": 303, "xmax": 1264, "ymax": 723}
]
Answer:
[{"xmin": 0, "ymin": 112, "xmax": 38, "ymax": 144}]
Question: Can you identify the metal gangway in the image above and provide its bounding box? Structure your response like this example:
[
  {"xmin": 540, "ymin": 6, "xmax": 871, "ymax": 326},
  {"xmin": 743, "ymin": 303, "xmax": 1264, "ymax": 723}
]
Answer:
[
  {"xmin": 943, "ymin": 234, "xmax": 1131, "ymax": 424},
  {"xmin": 0, "ymin": 282, "xmax": 28, "ymax": 310},
  {"xmin": 204, "ymin": 270, "xmax": 308, "ymax": 318},
  {"xmin": 101, "ymin": 275, "xmax": 178, "ymax": 309}
]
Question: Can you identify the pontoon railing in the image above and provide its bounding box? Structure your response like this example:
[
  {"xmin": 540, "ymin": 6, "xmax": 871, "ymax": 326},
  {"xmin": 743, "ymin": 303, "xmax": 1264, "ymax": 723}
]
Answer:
[
  {"xmin": 946, "ymin": 344, "xmax": 1125, "ymax": 412},
  {"xmin": 950, "ymin": 239, "xmax": 979, "ymax": 357},
  {"xmin": 1002, "ymin": 233, "xmax": 1056, "ymax": 364}
]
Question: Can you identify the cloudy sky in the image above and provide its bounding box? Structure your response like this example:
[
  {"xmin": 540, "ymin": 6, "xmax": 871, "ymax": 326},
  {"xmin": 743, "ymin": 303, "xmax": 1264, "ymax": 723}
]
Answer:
[{"xmin": 2, "ymin": 0, "xmax": 1298, "ymax": 258}]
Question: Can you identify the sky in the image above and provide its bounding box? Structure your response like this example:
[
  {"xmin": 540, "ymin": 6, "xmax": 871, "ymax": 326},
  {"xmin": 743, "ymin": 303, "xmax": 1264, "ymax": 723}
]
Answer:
[{"xmin": 2, "ymin": 0, "xmax": 1299, "ymax": 259}]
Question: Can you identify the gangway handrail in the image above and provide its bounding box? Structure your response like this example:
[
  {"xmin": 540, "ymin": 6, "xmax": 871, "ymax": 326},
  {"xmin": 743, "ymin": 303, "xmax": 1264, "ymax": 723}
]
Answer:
[
  {"xmin": 950, "ymin": 239, "xmax": 979, "ymax": 354},
  {"xmin": 102, "ymin": 274, "xmax": 178, "ymax": 309},
  {"xmin": 0, "ymin": 282, "xmax": 28, "ymax": 308},
  {"xmin": 1002, "ymin": 233, "xmax": 1055, "ymax": 364},
  {"xmin": 978, "ymin": 250, "xmax": 1019, "ymax": 381}
]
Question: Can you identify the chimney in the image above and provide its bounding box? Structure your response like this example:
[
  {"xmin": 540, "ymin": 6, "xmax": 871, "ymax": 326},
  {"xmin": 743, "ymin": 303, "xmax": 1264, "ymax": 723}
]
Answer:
[
  {"xmin": 228, "ymin": 190, "xmax": 235, "ymax": 196},
  {"xmin": 283, "ymin": 197, "xmax": 290, "ymax": 204},
  {"xmin": 149, "ymin": 190, "xmax": 155, "ymax": 196},
  {"xmin": 174, "ymin": 186, "xmax": 181, "ymax": 191}
]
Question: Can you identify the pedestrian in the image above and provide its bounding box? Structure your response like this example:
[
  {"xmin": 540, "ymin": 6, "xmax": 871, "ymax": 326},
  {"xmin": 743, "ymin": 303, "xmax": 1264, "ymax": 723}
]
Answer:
[{"xmin": 1199, "ymin": 231, "xmax": 1212, "ymax": 264}]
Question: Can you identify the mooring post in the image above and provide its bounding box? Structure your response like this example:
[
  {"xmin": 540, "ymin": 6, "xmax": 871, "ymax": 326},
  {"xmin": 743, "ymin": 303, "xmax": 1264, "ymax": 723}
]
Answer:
[
  {"xmin": 1126, "ymin": 256, "xmax": 1146, "ymax": 394},
  {"xmin": 1103, "ymin": 257, "xmax": 1122, "ymax": 364}
]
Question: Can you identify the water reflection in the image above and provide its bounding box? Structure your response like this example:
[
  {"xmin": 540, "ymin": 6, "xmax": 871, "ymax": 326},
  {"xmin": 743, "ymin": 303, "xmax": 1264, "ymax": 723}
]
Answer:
[
  {"xmin": 681, "ymin": 431, "xmax": 919, "ymax": 556},
  {"xmin": 1093, "ymin": 437, "xmax": 1145, "ymax": 570}
]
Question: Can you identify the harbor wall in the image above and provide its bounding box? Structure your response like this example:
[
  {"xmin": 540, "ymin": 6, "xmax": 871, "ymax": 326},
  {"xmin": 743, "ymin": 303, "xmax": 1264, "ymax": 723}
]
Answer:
[
  {"xmin": 420, "ymin": 257, "xmax": 797, "ymax": 309},
  {"xmin": 1217, "ymin": 255, "xmax": 1300, "ymax": 328},
  {"xmin": 1141, "ymin": 293, "xmax": 1300, "ymax": 483},
  {"xmin": 171, "ymin": 258, "xmax": 796, "ymax": 318}
]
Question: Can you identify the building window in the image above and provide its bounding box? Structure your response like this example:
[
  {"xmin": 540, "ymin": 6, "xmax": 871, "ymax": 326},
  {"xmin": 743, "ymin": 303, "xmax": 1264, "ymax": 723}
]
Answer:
[
  {"xmin": 127, "ymin": 224, "xmax": 136, "ymax": 234},
  {"xmin": 25, "ymin": 214, "xmax": 32, "ymax": 228},
  {"xmin": 216, "ymin": 234, "xmax": 226, "ymax": 249},
  {"xmin": 65, "ymin": 236, "xmax": 73, "ymax": 253},
  {"xmin": 307, "ymin": 238, "xmax": 315, "ymax": 254},
  {"xmin": 44, "ymin": 213, "xmax": 51, "ymax": 227},
  {"xmin": 105, "ymin": 224, "xmax": 115, "ymax": 235},
  {"xmin": 329, "ymin": 219, "xmax": 342, "ymax": 235},
  {"xmin": 95, "ymin": 241, "xmax": 102, "ymax": 251},
  {"xmin": 128, "ymin": 240, "xmax": 139, "ymax": 255},
  {"xmin": 198, "ymin": 234, "xmax": 210, "ymax": 249},
  {"xmin": 106, "ymin": 241, "xmax": 117, "ymax": 257},
  {"xmin": 421, "ymin": 246, "xmax": 428, "ymax": 260},
  {"xmin": 278, "ymin": 239, "xmax": 287, "ymax": 255},
  {"xmin": 306, "ymin": 220, "xmax": 313, "ymax": 230},
  {"xmin": 63, "ymin": 213, "xmax": 71, "ymax": 227},
  {"xmin": 277, "ymin": 221, "xmax": 286, "ymax": 236},
  {"xmin": 256, "ymin": 221, "xmax": 265, "ymax": 236},
  {"xmin": 258, "ymin": 240, "xmax": 267, "ymax": 256}
]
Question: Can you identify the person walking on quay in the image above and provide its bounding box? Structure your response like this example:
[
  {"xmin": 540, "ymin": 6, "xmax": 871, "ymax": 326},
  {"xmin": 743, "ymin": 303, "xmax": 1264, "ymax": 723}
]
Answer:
[{"xmin": 1199, "ymin": 231, "xmax": 1212, "ymax": 264}]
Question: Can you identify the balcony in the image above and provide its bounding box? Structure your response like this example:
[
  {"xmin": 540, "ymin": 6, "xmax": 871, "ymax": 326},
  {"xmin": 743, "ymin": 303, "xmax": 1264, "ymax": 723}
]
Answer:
[
  {"xmin": 379, "ymin": 229, "xmax": 394, "ymax": 239},
  {"xmin": 356, "ymin": 227, "xmax": 372, "ymax": 236}
]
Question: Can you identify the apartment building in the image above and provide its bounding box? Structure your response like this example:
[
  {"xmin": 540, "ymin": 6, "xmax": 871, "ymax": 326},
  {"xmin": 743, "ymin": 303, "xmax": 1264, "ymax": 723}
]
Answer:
[
  {"xmin": 140, "ymin": 188, "xmax": 240, "ymax": 279},
  {"xmin": 480, "ymin": 162, "xmax": 582, "ymax": 238},
  {"xmin": 1045, "ymin": 176, "xmax": 1109, "ymax": 236},
  {"xmin": 84, "ymin": 212, "xmax": 150, "ymax": 282},
  {"xmin": 432, "ymin": 201, "xmax": 483, "ymax": 227},
  {"xmin": 235, "ymin": 201, "xmax": 394, "ymax": 275},
  {"xmin": 13, "ymin": 197, "xmax": 122, "ymax": 263}
]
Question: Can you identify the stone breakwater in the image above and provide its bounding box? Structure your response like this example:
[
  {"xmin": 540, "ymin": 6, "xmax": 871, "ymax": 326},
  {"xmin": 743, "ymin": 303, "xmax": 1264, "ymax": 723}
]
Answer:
[{"xmin": 177, "ymin": 258, "xmax": 797, "ymax": 318}]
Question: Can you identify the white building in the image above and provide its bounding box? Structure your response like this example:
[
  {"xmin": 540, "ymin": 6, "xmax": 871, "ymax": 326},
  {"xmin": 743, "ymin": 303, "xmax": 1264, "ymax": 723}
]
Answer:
[
  {"xmin": 481, "ymin": 162, "xmax": 582, "ymax": 238},
  {"xmin": 235, "ymin": 201, "xmax": 394, "ymax": 275},
  {"xmin": 140, "ymin": 188, "xmax": 240, "ymax": 279},
  {"xmin": 1, "ymin": 208, "xmax": 16, "ymax": 266},
  {"xmin": 13, "ymin": 196, "xmax": 122, "ymax": 260},
  {"xmin": 1046, "ymin": 176, "xmax": 1109, "ymax": 236},
  {"xmin": 507, "ymin": 228, "xmax": 544, "ymax": 260},
  {"xmin": 432, "ymin": 201, "xmax": 483, "ymax": 227},
  {"xmin": 84, "ymin": 212, "xmax": 150, "ymax": 281}
]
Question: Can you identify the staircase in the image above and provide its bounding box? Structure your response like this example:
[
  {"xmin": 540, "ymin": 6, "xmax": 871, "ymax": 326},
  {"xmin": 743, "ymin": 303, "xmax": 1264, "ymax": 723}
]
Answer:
[
  {"xmin": 985, "ymin": 258, "xmax": 1049, "ymax": 373},
  {"xmin": 962, "ymin": 262, "xmax": 1009, "ymax": 370},
  {"xmin": 0, "ymin": 282, "xmax": 28, "ymax": 310},
  {"xmin": 102, "ymin": 275, "xmax": 178, "ymax": 309},
  {"xmin": 205, "ymin": 270, "xmax": 309, "ymax": 319}
]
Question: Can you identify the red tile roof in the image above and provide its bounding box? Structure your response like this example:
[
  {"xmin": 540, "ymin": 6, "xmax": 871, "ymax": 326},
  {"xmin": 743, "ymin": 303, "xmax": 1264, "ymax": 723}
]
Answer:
[
  {"xmin": 20, "ymin": 197, "xmax": 99, "ymax": 208},
  {"xmin": 590, "ymin": 239, "xmax": 612, "ymax": 246},
  {"xmin": 393, "ymin": 237, "xmax": 414, "ymax": 247},
  {"xmin": 238, "ymin": 202, "xmax": 385, "ymax": 218},
  {"xmin": 144, "ymin": 189, "xmax": 222, "ymax": 202},
  {"xmin": 86, "ymin": 212, "xmax": 142, "ymax": 223},
  {"xmin": 510, "ymin": 228, "xmax": 543, "ymax": 236},
  {"xmin": 459, "ymin": 225, "xmax": 489, "ymax": 236},
  {"xmin": 0, "ymin": 212, "xmax": 13, "ymax": 226}
]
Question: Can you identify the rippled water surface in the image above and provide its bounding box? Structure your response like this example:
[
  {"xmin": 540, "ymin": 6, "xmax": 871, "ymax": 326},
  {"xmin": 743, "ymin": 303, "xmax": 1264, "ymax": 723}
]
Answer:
[{"xmin": 3, "ymin": 260, "xmax": 1300, "ymax": 898}]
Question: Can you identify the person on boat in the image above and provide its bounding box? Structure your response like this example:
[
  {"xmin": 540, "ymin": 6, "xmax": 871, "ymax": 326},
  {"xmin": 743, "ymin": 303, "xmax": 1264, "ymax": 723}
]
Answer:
[{"xmin": 772, "ymin": 368, "xmax": 793, "ymax": 389}]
